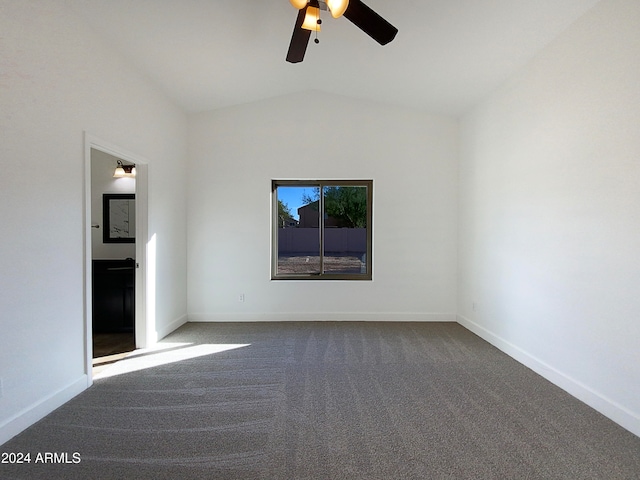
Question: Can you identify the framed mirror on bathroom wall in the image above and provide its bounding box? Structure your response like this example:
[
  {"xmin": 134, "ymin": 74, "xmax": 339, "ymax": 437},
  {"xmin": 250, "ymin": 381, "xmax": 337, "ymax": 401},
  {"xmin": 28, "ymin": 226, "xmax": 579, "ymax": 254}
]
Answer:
[{"xmin": 103, "ymin": 193, "xmax": 135, "ymax": 243}]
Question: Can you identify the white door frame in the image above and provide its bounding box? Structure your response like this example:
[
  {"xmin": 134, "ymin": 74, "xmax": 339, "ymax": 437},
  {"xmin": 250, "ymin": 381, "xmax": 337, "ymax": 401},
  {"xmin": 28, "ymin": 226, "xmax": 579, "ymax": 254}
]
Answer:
[{"xmin": 83, "ymin": 133, "xmax": 149, "ymax": 385}]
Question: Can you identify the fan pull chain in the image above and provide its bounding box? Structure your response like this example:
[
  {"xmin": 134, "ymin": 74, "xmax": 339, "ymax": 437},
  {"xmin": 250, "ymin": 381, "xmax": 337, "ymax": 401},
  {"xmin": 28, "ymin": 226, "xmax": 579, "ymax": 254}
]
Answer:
[{"xmin": 315, "ymin": 9, "xmax": 321, "ymax": 43}]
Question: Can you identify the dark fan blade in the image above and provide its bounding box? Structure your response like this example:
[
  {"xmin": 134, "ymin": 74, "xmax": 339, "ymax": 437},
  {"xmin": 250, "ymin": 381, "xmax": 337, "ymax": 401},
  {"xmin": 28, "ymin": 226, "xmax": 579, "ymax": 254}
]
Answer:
[
  {"xmin": 286, "ymin": 7, "xmax": 312, "ymax": 63},
  {"xmin": 343, "ymin": 0, "xmax": 398, "ymax": 45}
]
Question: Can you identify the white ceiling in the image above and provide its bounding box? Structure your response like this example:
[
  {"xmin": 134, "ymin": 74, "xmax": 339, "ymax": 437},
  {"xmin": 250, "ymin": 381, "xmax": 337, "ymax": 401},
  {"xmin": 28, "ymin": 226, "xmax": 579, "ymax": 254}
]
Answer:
[{"xmin": 70, "ymin": 0, "xmax": 601, "ymax": 116}]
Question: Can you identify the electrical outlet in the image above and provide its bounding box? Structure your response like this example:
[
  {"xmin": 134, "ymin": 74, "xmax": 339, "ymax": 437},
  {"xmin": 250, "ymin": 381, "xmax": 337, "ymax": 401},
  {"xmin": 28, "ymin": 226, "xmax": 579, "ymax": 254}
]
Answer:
[
  {"xmin": 238, "ymin": 293, "xmax": 245, "ymax": 302},
  {"xmin": 472, "ymin": 302, "xmax": 477, "ymax": 312}
]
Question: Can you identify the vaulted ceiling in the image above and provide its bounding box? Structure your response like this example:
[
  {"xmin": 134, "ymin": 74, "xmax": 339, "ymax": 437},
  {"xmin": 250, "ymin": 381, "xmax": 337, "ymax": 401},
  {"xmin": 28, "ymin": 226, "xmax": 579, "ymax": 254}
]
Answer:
[{"xmin": 72, "ymin": 0, "xmax": 601, "ymax": 115}]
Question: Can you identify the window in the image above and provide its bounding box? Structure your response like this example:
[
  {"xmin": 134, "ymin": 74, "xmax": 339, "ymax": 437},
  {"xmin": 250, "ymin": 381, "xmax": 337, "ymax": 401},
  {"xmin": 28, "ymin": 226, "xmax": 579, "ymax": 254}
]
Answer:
[{"xmin": 272, "ymin": 180, "xmax": 372, "ymax": 280}]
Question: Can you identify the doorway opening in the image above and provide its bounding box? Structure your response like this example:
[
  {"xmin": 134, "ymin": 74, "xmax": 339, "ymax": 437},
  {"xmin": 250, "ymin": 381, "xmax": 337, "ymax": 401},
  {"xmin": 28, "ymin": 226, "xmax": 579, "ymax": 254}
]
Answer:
[
  {"xmin": 84, "ymin": 135, "xmax": 149, "ymax": 382},
  {"xmin": 91, "ymin": 150, "xmax": 136, "ymax": 371}
]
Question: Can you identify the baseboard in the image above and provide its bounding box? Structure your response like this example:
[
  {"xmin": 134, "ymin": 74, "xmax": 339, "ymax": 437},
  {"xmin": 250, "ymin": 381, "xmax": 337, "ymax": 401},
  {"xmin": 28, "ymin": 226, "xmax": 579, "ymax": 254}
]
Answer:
[
  {"xmin": 0, "ymin": 376, "xmax": 87, "ymax": 446},
  {"xmin": 188, "ymin": 312, "xmax": 456, "ymax": 323},
  {"xmin": 156, "ymin": 313, "xmax": 188, "ymax": 341},
  {"xmin": 456, "ymin": 314, "xmax": 640, "ymax": 438}
]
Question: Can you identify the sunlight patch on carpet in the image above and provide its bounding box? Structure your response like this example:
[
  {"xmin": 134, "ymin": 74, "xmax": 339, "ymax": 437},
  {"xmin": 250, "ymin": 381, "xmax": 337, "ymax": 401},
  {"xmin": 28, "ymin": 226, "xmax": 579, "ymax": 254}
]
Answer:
[{"xmin": 93, "ymin": 343, "xmax": 251, "ymax": 379}]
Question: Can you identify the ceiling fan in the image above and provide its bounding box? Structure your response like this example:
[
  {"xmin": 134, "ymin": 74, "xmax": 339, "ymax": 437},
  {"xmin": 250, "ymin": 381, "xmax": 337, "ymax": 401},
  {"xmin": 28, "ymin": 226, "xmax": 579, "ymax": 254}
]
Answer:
[{"xmin": 286, "ymin": 0, "xmax": 398, "ymax": 63}]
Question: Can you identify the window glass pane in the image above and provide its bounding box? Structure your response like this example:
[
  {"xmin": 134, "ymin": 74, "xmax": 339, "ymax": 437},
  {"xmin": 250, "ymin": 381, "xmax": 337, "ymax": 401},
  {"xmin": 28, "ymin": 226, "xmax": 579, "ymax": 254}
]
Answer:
[
  {"xmin": 276, "ymin": 186, "xmax": 321, "ymax": 275},
  {"xmin": 322, "ymin": 185, "xmax": 368, "ymax": 274}
]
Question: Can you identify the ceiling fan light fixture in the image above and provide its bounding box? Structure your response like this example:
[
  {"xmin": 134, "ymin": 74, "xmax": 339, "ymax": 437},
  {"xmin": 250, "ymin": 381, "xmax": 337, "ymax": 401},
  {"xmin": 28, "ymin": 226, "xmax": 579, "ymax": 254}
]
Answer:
[
  {"xmin": 326, "ymin": 0, "xmax": 349, "ymax": 18},
  {"xmin": 290, "ymin": 0, "xmax": 308, "ymax": 9},
  {"xmin": 286, "ymin": 0, "xmax": 397, "ymax": 63},
  {"xmin": 301, "ymin": 6, "xmax": 321, "ymax": 31}
]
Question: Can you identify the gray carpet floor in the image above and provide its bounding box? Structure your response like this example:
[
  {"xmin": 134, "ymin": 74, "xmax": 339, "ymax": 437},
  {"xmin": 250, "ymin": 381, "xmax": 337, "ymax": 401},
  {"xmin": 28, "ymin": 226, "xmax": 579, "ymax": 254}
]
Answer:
[{"xmin": 2, "ymin": 322, "xmax": 639, "ymax": 479}]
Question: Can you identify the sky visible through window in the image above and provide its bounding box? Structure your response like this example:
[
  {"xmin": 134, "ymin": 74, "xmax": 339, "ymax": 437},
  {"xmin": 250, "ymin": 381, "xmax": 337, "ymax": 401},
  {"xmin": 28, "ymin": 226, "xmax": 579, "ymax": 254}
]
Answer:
[{"xmin": 277, "ymin": 186, "xmax": 316, "ymax": 221}]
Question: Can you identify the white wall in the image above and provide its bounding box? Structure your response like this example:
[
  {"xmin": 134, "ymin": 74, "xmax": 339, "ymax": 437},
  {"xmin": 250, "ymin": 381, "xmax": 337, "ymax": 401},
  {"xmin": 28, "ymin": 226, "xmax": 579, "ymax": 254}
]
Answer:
[
  {"xmin": 0, "ymin": 2, "xmax": 188, "ymax": 444},
  {"xmin": 188, "ymin": 91, "xmax": 458, "ymax": 321},
  {"xmin": 91, "ymin": 149, "xmax": 136, "ymax": 260},
  {"xmin": 457, "ymin": 0, "xmax": 640, "ymax": 436}
]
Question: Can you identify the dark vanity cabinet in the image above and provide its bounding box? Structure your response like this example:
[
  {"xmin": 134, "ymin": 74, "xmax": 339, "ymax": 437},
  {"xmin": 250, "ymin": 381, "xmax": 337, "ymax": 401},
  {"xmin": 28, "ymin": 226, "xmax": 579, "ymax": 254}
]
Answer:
[{"xmin": 92, "ymin": 259, "xmax": 135, "ymax": 333}]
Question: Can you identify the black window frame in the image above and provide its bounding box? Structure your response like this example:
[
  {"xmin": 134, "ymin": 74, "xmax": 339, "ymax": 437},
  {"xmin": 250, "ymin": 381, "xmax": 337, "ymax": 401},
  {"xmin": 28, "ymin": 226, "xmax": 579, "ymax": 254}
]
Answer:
[{"xmin": 272, "ymin": 179, "xmax": 373, "ymax": 280}]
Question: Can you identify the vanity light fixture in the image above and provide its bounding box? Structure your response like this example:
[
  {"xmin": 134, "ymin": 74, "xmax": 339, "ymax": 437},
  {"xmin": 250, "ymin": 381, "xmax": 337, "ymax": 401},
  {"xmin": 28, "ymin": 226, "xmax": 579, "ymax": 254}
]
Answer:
[{"xmin": 114, "ymin": 160, "xmax": 136, "ymax": 178}]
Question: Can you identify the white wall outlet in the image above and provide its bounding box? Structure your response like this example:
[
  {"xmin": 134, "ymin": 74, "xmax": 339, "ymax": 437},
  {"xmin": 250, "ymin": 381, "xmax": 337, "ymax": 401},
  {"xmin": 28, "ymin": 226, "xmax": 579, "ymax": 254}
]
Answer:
[
  {"xmin": 238, "ymin": 293, "xmax": 245, "ymax": 302},
  {"xmin": 472, "ymin": 302, "xmax": 477, "ymax": 312}
]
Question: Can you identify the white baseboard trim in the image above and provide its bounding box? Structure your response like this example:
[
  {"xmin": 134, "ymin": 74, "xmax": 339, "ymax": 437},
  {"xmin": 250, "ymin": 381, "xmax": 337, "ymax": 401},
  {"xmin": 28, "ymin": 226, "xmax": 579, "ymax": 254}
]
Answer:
[
  {"xmin": 156, "ymin": 313, "xmax": 188, "ymax": 341},
  {"xmin": 188, "ymin": 312, "xmax": 456, "ymax": 323},
  {"xmin": 0, "ymin": 376, "xmax": 87, "ymax": 446},
  {"xmin": 456, "ymin": 314, "xmax": 640, "ymax": 438}
]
